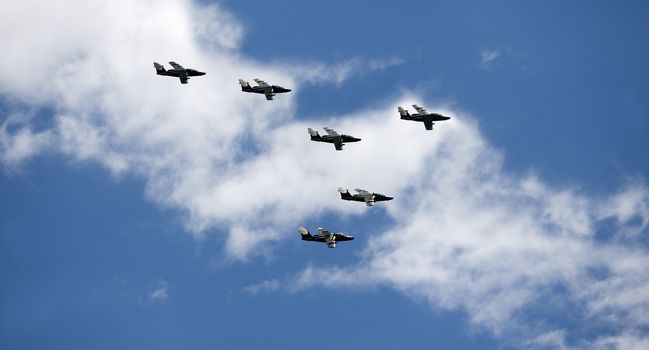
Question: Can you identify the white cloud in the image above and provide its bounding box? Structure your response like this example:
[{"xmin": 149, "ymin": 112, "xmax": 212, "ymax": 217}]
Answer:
[
  {"xmin": 480, "ymin": 48, "xmax": 503, "ymax": 70},
  {"xmin": 1, "ymin": 0, "xmax": 648, "ymax": 348},
  {"xmin": 144, "ymin": 280, "xmax": 169, "ymax": 303},
  {"xmin": 243, "ymin": 279, "xmax": 280, "ymax": 295},
  {"xmin": 0, "ymin": 116, "xmax": 52, "ymax": 169},
  {"xmin": 284, "ymin": 55, "xmax": 405, "ymax": 86},
  {"xmin": 290, "ymin": 125, "xmax": 649, "ymax": 345},
  {"xmin": 593, "ymin": 332, "xmax": 649, "ymax": 350}
]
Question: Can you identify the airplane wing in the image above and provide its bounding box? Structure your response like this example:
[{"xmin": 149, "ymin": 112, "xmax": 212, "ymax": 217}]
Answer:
[
  {"xmin": 265, "ymin": 93, "xmax": 274, "ymax": 100},
  {"xmin": 354, "ymin": 189, "xmax": 374, "ymax": 206},
  {"xmin": 317, "ymin": 227, "xmax": 330, "ymax": 234},
  {"xmin": 254, "ymin": 79, "xmax": 270, "ymax": 88},
  {"xmin": 178, "ymin": 71, "xmax": 189, "ymax": 84},
  {"xmin": 317, "ymin": 227, "xmax": 333, "ymax": 239},
  {"xmin": 423, "ymin": 120, "xmax": 433, "ymax": 130},
  {"xmin": 169, "ymin": 61, "xmax": 185, "ymax": 70},
  {"xmin": 412, "ymin": 104, "xmax": 428, "ymax": 115},
  {"xmin": 354, "ymin": 189, "xmax": 372, "ymax": 197},
  {"xmin": 323, "ymin": 127, "xmax": 339, "ymax": 136}
]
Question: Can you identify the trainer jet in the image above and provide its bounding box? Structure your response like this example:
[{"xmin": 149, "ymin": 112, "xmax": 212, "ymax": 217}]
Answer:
[
  {"xmin": 239, "ymin": 78, "xmax": 291, "ymax": 100},
  {"xmin": 338, "ymin": 187, "xmax": 394, "ymax": 206},
  {"xmin": 308, "ymin": 127, "xmax": 361, "ymax": 151},
  {"xmin": 398, "ymin": 104, "xmax": 451, "ymax": 130},
  {"xmin": 154, "ymin": 61, "xmax": 205, "ymax": 84},
  {"xmin": 298, "ymin": 227, "xmax": 354, "ymax": 249}
]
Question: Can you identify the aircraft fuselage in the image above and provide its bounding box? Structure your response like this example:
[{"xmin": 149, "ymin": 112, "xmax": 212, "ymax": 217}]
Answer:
[
  {"xmin": 241, "ymin": 85, "xmax": 291, "ymax": 94},
  {"xmin": 309, "ymin": 133, "xmax": 361, "ymax": 151}
]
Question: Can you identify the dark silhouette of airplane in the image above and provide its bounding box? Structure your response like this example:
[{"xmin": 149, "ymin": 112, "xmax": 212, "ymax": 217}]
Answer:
[
  {"xmin": 308, "ymin": 127, "xmax": 361, "ymax": 151},
  {"xmin": 154, "ymin": 61, "xmax": 205, "ymax": 84},
  {"xmin": 338, "ymin": 187, "xmax": 393, "ymax": 206},
  {"xmin": 239, "ymin": 78, "xmax": 291, "ymax": 100},
  {"xmin": 398, "ymin": 104, "xmax": 451, "ymax": 130},
  {"xmin": 298, "ymin": 227, "xmax": 354, "ymax": 249}
]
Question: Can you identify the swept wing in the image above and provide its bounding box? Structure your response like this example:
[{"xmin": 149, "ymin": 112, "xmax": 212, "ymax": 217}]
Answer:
[
  {"xmin": 323, "ymin": 127, "xmax": 339, "ymax": 136},
  {"xmin": 253, "ymin": 79, "xmax": 274, "ymax": 100},
  {"xmin": 169, "ymin": 61, "xmax": 185, "ymax": 70},
  {"xmin": 253, "ymin": 79, "xmax": 270, "ymax": 88},
  {"xmin": 412, "ymin": 104, "xmax": 428, "ymax": 115}
]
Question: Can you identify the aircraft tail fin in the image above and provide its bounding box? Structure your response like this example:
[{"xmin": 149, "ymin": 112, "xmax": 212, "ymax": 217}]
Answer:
[
  {"xmin": 239, "ymin": 79, "xmax": 251, "ymax": 89},
  {"xmin": 298, "ymin": 227, "xmax": 312, "ymax": 239},
  {"xmin": 307, "ymin": 128, "xmax": 320, "ymax": 138},
  {"xmin": 154, "ymin": 62, "xmax": 166, "ymax": 73},
  {"xmin": 398, "ymin": 106, "xmax": 410, "ymax": 117},
  {"xmin": 338, "ymin": 187, "xmax": 354, "ymax": 200}
]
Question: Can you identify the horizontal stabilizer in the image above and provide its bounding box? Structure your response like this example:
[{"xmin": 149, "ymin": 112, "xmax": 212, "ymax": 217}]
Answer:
[
  {"xmin": 398, "ymin": 106, "xmax": 409, "ymax": 117},
  {"xmin": 239, "ymin": 79, "xmax": 250, "ymax": 88},
  {"xmin": 308, "ymin": 128, "xmax": 319, "ymax": 137}
]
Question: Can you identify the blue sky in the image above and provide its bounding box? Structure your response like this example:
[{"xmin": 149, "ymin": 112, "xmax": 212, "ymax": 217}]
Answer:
[{"xmin": 2, "ymin": 1, "xmax": 649, "ymax": 349}]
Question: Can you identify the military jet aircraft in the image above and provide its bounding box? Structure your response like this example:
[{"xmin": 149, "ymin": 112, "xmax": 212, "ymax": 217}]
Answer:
[
  {"xmin": 338, "ymin": 187, "xmax": 394, "ymax": 206},
  {"xmin": 298, "ymin": 227, "xmax": 354, "ymax": 249},
  {"xmin": 239, "ymin": 78, "xmax": 291, "ymax": 100},
  {"xmin": 154, "ymin": 61, "xmax": 205, "ymax": 84},
  {"xmin": 308, "ymin": 127, "xmax": 361, "ymax": 151},
  {"xmin": 398, "ymin": 104, "xmax": 451, "ymax": 130}
]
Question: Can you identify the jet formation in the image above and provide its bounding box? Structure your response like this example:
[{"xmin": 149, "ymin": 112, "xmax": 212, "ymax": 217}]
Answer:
[
  {"xmin": 239, "ymin": 78, "xmax": 292, "ymax": 100},
  {"xmin": 338, "ymin": 187, "xmax": 393, "ymax": 206},
  {"xmin": 298, "ymin": 227, "xmax": 354, "ymax": 249},
  {"xmin": 308, "ymin": 127, "xmax": 361, "ymax": 151},
  {"xmin": 153, "ymin": 60, "xmax": 455, "ymax": 249},
  {"xmin": 398, "ymin": 104, "xmax": 451, "ymax": 130},
  {"xmin": 154, "ymin": 61, "xmax": 205, "ymax": 84}
]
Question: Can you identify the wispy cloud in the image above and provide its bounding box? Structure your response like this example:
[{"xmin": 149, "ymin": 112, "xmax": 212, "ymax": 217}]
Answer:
[
  {"xmin": 0, "ymin": 118, "xmax": 52, "ymax": 170},
  {"xmin": 141, "ymin": 280, "xmax": 169, "ymax": 304},
  {"xmin": 287, "ymin": 55, "xmax": 406, "ymax": 86},
  {"xmin": 480, "ymin": 48, "xmax": 504, "ymax": 70},
  {"xmin": 243, "ymin": 279, "xmax": 280, "ymax": 295}
]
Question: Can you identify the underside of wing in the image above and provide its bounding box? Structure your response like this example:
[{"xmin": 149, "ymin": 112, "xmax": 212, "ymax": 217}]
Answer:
[
  {"xmin": 424, "ymin": 120, "xmax": 433, "ymax": 130},
  {"xmin": 413, "ymin": 104, "xmax": 428, "ymax": 115},
  {"xmin": 265, "ymin": 93, "xmax": 274, "ymax": 100},
  {"xmin": 169, "ymin": 61, "xmax": 184, "ymax": 70},
  {"xmin": 179, "ymin": 71, "xmax": 189, "ymax": 84}
]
